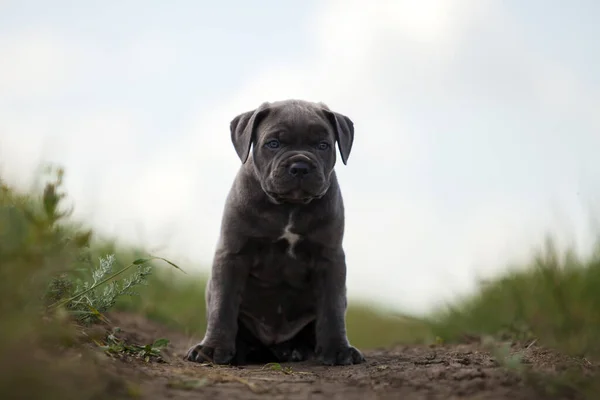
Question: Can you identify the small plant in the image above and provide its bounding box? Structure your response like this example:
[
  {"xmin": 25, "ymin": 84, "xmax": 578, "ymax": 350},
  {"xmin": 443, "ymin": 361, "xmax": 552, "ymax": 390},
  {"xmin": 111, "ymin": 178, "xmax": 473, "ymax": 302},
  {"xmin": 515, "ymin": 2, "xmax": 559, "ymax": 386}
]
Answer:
[
  {"xmin": 481, "ymin": 335, "xmax": 525, "ymax": 373},
  {"xmin": 48, "ymin": 254, "xmax": 184, "ymax": 324},
  {"xmin": 47, "ymin": 254, "xmax": 153, "ymax": 324},
  {"xmin": 262, "ymin": 362, "xmax": 294, "ymax": 375},
  {"xmin": 96, "ymin": 327, "xmax": 170, "ymax": 363}
]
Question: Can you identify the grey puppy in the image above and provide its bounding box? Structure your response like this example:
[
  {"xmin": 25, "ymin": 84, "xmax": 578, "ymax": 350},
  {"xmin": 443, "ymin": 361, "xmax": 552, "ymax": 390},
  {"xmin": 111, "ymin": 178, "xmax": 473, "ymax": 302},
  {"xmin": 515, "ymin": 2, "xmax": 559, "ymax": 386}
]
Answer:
[{"xmin": 185, "ymin": 99, "xmax": 365, "ymax": 366}]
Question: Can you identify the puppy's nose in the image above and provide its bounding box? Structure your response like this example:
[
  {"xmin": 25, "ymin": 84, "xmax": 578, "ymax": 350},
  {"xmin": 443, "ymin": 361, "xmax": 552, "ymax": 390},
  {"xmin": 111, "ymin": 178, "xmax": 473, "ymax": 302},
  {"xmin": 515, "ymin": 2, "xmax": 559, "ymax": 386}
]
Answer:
[{"xmin": 288, "ymin": 161, "xmax": 312, "ymax": 177}]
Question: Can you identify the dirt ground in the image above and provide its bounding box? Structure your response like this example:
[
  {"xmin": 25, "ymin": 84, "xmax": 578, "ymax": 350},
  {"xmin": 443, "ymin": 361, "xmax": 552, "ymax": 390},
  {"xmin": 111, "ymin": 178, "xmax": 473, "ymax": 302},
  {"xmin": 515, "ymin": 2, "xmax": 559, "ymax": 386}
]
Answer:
[{"xmin": 95, "ymin": 312, "xmax": 597, "ymax": 400}]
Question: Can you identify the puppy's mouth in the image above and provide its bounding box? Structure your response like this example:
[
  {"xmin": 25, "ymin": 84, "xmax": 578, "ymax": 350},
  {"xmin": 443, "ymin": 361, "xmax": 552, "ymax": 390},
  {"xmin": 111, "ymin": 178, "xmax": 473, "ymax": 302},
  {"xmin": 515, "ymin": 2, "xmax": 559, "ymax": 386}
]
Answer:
[{"xmin": 266, "ymin": 189, "xmax": 325, "ymax": 205}]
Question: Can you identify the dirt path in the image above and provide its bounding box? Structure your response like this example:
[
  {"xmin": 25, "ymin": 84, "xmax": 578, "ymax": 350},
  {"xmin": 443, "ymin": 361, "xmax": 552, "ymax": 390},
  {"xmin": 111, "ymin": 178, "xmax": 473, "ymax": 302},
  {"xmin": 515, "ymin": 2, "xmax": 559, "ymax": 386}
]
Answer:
[{"xmin": 98, "ymin": 312, "xmax": 594, "ymax": 400}]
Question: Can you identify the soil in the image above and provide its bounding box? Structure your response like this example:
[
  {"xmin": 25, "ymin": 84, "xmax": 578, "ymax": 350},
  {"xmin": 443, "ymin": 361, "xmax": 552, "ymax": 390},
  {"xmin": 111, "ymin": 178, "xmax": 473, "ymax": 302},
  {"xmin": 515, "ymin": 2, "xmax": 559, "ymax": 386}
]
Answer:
[{"xmin": 94, "ymin": 312, "xmax": 598, "ymax": 400}]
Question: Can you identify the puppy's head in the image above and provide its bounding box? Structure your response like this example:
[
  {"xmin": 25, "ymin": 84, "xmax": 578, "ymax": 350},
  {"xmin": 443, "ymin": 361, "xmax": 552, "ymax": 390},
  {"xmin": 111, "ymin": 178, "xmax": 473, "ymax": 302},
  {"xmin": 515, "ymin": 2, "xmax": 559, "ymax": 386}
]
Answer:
[{"xmin": 230, "ymin": 99, "xmax": 354, "ymax": 205}]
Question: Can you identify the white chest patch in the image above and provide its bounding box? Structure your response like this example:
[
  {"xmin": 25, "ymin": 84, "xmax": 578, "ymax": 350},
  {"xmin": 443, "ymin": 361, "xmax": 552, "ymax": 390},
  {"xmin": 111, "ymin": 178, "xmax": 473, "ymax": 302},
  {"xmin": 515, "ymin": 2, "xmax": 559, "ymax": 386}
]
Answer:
[{"xmin": 279, "ymin": 215, "xmax": 301, "ymax": 258}]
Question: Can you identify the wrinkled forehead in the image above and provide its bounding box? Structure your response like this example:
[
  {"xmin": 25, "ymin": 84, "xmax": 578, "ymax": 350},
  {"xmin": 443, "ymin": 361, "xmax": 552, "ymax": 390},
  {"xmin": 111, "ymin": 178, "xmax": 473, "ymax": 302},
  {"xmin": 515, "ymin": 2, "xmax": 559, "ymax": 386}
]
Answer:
[{"xmin": 258, "ymin": 102, "xmax": 334, "ymax": 139}]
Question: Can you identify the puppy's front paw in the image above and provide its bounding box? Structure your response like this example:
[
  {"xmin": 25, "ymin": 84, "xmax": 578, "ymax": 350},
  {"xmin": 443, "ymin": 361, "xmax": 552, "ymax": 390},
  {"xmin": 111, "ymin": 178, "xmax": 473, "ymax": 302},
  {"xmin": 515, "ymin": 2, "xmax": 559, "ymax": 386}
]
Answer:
[
  {"xmin": 317, "ymin": 345, "xmax": 365, "ymax": 366},
  {"xmin": 185, "ymin": 343, "xmax": 235, "ymax": 365}
]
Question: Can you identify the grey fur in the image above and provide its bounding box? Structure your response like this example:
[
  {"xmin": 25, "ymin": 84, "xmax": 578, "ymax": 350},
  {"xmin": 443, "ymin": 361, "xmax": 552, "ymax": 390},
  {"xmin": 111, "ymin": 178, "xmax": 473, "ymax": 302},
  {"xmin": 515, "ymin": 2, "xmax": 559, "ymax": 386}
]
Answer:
[{"xmin": 185, "ymin": 99, "xmax": 364, "ymax": 366}]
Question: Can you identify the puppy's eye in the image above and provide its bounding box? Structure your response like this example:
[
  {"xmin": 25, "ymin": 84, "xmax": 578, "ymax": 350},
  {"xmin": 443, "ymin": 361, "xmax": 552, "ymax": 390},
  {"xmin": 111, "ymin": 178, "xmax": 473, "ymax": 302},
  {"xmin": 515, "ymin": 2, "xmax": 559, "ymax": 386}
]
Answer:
[
  {"xmin": 317, "ymin": 141, "xmax": 330, "ymax": 150},
  {"xmin": 265, "ymin": 139, "xmax": 280, "ymax": 149}
]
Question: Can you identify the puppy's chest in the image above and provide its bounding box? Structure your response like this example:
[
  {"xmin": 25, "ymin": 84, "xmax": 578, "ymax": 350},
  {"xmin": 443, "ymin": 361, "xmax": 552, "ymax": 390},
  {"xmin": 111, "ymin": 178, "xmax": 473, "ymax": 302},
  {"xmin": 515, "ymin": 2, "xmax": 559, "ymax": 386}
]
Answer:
[
  {"xmin": 258, "ymin": 210, "xmax": 313, "ymax": 257},
  {"xmin": 277, "ymin": 218, "xmax": 304, "ymax": 258},
  {"xmin": 249, "ymin": 216, "xmax": 315, "ymax": 286}
]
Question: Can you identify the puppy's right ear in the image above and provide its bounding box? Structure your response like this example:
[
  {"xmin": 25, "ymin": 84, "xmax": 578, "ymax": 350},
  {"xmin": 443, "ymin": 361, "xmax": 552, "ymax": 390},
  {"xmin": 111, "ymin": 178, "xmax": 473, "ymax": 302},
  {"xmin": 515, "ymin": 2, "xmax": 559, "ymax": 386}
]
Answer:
[{"xmin": 230, "ymin": 102, "xmax": 270, "ymax": 164}]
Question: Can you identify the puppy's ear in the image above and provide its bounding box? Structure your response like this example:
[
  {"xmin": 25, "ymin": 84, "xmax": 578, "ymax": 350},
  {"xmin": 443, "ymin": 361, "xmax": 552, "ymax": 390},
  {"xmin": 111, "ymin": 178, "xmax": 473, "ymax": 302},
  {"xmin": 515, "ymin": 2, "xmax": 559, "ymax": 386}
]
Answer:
[
  {"xmin": 230, "ymin": 102, "xmax": 270, "ymax": 164},
  {"xmin": 322, "ymin": 107, "xmax": 354, "ymax": 165}
]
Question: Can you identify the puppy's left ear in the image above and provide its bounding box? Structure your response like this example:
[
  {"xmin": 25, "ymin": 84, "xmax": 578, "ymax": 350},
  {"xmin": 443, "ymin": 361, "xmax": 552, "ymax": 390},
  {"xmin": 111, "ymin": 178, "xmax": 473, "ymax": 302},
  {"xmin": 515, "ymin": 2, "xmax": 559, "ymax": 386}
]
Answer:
[
  {"xmin": 322, "ymin": 107, "xmax": 354, "ymax": 165},
  {"xmin": 230, "ymin": 101, "xmax": 271, "ymax": 164}
]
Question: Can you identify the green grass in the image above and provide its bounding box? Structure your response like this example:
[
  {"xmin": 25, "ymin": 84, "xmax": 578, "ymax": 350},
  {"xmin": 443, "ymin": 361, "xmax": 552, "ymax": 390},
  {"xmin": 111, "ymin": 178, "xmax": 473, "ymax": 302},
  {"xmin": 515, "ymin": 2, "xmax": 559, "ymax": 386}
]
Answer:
[
  {"xmin": 0, "ymin": 168, "xmax": 133, "ymax": 399},
  {"xmin": 426, "ymin": 239, "xmax": 600, "ymax": 398},
  {"xmin": 0, "ymin": 166, "xmax": 180, "ymax": 399},
  {"xmin": 2, "ymin": 165, "xmax": 600, "ymax": 398},
  {"xmin": 430, "ymin": 238, "xmax": 600, "ymax": 358}
]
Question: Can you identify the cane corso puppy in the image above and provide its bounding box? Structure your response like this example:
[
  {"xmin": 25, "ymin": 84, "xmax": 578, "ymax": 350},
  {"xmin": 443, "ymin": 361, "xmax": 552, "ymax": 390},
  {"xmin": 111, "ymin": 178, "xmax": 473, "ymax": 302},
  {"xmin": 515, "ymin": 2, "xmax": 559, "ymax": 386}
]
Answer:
[{"xmin": 185, "ymin": 99, "xmax": 365, "ymax": 366}]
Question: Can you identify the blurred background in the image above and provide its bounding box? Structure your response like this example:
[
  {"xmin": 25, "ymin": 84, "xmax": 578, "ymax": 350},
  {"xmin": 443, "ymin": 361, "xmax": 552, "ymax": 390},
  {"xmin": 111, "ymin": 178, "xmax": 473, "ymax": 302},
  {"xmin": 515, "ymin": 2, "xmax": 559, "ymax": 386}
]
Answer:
[{"xmin": 1, "ymin": 0, "xmax": 599, "ymax": 316}]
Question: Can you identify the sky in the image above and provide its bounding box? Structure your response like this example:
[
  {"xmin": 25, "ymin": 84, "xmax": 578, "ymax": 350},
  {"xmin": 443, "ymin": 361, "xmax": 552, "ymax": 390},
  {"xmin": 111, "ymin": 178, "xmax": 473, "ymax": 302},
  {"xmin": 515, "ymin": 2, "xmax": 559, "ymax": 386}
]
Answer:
[{"xmin": 1, "ymin": 0, "xmax": 599, "ymax": 315}]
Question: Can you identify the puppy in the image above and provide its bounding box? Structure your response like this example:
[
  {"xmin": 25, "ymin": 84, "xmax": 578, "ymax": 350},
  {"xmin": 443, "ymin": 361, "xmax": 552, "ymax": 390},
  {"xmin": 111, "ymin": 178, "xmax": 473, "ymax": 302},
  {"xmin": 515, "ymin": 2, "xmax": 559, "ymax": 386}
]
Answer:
[{"xmin": 185, "ymin": 99, "xmax": 365, "ymax": 366}]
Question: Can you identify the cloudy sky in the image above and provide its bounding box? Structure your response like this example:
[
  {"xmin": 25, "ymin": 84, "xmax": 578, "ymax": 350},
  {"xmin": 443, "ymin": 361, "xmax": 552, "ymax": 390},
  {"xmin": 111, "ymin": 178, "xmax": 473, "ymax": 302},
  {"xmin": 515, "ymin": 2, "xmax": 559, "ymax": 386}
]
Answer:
[{"xmin": 1, "ymin": 0, "xmax": 599, "ymax": 314}]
